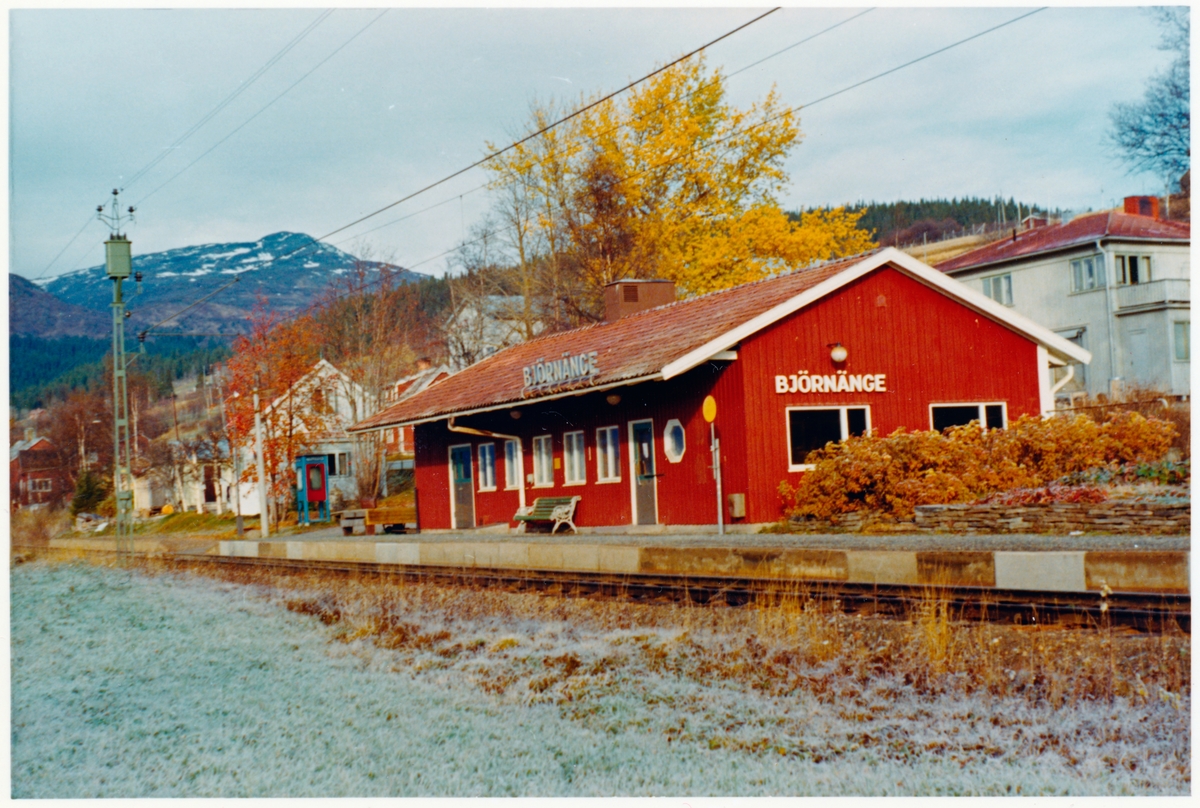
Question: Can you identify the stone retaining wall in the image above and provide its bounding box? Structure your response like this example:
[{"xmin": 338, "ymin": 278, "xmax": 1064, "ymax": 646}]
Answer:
[
  {"xmin": 914, "ymin": 501, "xmax": 1190, "ymax": 534},
  {"xmin": 789, "ymin": 500, "xmax": 1190, "ymax": 535}
]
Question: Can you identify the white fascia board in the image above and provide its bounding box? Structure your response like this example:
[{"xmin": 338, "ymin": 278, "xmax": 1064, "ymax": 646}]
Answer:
[{"xmin": 660, "ymin": 247, "xmax": 1090, "ymax": 381}]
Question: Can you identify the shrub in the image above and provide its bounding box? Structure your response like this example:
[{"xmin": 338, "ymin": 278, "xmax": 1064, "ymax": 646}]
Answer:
[
  {"xmin": 781, "ymin": 413, "xmax": 1178, "ymax": 520},
  {"xmin": 70, "ymin": 470, "xmax": 108, "ymax": 516}
]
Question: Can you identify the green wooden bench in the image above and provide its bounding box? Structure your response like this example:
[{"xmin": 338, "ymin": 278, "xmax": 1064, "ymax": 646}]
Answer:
[{"xmin": 513, "ymin": 496, "xmax": 581, "ymax": 534}]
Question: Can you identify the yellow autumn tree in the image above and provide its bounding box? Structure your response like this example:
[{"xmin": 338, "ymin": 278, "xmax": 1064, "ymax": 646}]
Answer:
[{"xmin": 482, "ymin": 56, "xmax": 874, "ymax": 321}]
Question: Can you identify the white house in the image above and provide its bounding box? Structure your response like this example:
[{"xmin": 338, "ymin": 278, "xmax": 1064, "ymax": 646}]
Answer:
[
  {"xmin": 232, "ymin": 359, "xmax": 370, "ymax": 515},
  {"xmin": 445, "ymin": 295, "xmax": 545, "ymax": 369},
  {"xmin": 937, "ymin": 197, "xmax": 1189, "ymax": 401}
]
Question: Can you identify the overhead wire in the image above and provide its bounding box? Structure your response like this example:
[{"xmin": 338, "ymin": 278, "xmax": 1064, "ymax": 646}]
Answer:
[
  {"xmin": 322, "ymin": 8, "xmax": 874, "ymax": 250},
  {"xmin": 278, "ymin": 6, "xmax": 782, "ymax": 258},
  {"xmin": 323, "ymin": 7, "xmax": 1047, "ymax": 306},
  {"xmin": 134, "ymin": 9, "xmax": 390, "ymax": 206},
  {"xmin": 33, "ymin": 10, "xmax": 334, "ymax": 282},
  {"xmin": 610, "ymin": 8, "xmax": 1049, "ymax": 202},
  {"xmin": 122, "ymin": 9, "xmax": 335, "ymax": 192}
]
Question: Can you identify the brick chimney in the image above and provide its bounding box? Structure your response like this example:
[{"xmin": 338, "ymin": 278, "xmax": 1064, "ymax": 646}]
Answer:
[
  {"xmin": 1124, "ymin": 195, "xmax": 1160, "ymax": 219},
  {"xmin": 603, "ymin": 279, "xmax": 676, "ymax": 321}
]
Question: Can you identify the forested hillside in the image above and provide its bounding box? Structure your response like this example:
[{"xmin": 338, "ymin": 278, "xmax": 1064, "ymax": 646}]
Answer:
[
  {"xmin": 793, "ymin": 197, "xmax": 1057, "ymax": 246},
  {"xmin": 11, "ymin": 336, "xmax": 232, "ymax": 410}
]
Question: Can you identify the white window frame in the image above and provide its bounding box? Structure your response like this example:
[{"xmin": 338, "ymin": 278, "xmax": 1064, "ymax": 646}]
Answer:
[
  {"xmin": 477, "ymin": 443, "xmax": 496, "ymax": 492},
  {"xmin": 1114, "ymin": 254, "xmax": 1152, "ymax": 285},
  {"xmin": 504, "ymin": 439, "xmax": 522, "ymax": 490},
  {"xmin": 1069, "ymin": 254, "xmax": 1105, "ymax": 293},
  {"xmin": 29, "ymin": 478, "xmax": 52, "ymax": 493},
  {"xmin": 595, "ymin": 425, "xmax": 621, "ymax": 483},
  {"xmin": 532, "ymin": 434, "xmax": 554, "ymax": 488},
  {"xmin": 928, "ymin": 402, "xmax": 1008, "ymax": 432},
  {"xmin": 1174, "ymin": 321, "xmax": 1190, "ymax": 362},
  {"xmin": 785, "ymin": 405, "xmax": 871, "ymax": 472},
  {"xmin": 663, "ymin": 418, "xmax": 686, "ymax": 463},
  {"xmin": 334, "ymin": 452, "xmax": 351, "ymax": 477},
  {"xmin": 981, "ymin": 273, "xmax": 1013, "ymax": 306},
  {"xmin": 563, "ymin": 431, "xmax": 586, "ymax": 485}
]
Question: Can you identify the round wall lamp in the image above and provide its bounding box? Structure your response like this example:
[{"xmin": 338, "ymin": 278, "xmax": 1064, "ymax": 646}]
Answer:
[
  {"xmin": 606, "ymin": 394, "xmax": 622, "ymax": 406},
  {"xmin": 509, "ymin": 410, "xmax": 522, "ymax": 420},
  {"xmin": 828, "ymin": 343, "xmax": 848, "ymax": 363}
]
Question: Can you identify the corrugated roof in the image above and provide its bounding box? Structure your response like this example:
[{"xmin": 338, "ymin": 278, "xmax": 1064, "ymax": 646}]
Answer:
[
  {"xmin": 936, "ymin": 211, "xmax": 1190, "ymax": 273},
  {"xmin": 353, "ymin": 253, "xmax": 873, "ymax": 431}
]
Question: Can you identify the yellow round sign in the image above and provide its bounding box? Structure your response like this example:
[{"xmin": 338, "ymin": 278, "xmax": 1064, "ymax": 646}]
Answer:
[{"xmin": 702, "ymin": 395, "xmax": 717, "ymax": 423}]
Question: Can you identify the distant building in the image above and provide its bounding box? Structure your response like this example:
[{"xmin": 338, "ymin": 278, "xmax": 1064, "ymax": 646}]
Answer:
[
  {"xmin": 382, "ymin": 359, "xmax": 454, "ymax": 462},
  {"xmin": 937, "ymin": 198, "xmax": 1190, "ymax": 401},
  {"xmin": 10, "ymin": 434, "xmax": 70, "ymax": 509},
  {"xmin": 232, "ymin": 359, "xmax": 369, "ymax": 515},
  {"xmin": 445, "ymin": 295, "xmax": 545, "ymax": 369}
]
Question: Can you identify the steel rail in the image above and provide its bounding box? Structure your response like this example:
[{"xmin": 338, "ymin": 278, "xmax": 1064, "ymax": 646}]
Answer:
[{"xmin": 129, "ymin": 551, "xmax": 1191, "ymax": 634}]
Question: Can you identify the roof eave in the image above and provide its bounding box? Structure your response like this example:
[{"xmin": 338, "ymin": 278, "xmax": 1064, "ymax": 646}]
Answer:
[
  {"xmin": 941, "ymin": 233, "xmax": 1190, "ymax": 275},
  {"xmin": 348, "ymin": 371, "xmax": 665, "ymax": 433}
]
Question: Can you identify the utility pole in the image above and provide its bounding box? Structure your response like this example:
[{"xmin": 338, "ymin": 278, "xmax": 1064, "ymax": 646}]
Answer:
[
  {"xmin": 253, "ymin": 377, "xmax": 269, "ymax": 538},
  {"xmin": 98, "ymin": 190, "xmax": 137, "ymax": 560}
]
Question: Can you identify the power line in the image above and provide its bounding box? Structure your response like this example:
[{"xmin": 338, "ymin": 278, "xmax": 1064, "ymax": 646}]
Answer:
[
  {"xmin": 122, "ymin": 9, "xmax": 335, "ymax": 192},
  {"xmin": 330, "ymin": 183, "xmax": 488, "ymax": 246},
  {"xmin": 620, "ymin": 8, "xmax": 1048, "ymax": 194},
  {"xmin": 325, "ymin": 8, "xmax": 870, "ymax": 250},
  {"xmin": 292, "ymin": 7, "xmax": 782, "ymax": 252},
  {"xmin": 134, "ymin": 9, "xmax": 390, "ymax": 207},
  {"xmin": 33, "ymin": 11, "xmax": 334, "ymax": 283},
  {"xmin": 32, "ymin": 216, "xmax": 95, "ymax": 280},
  {"xmin": 325, "ymin": 8, "xmax": 1048, "ymax": 309}
]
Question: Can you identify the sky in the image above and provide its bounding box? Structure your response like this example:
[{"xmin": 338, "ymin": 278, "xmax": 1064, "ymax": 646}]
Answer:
[{"xmin": 8, "ymin": 5, "xmax": 1181, "ymax": 284}]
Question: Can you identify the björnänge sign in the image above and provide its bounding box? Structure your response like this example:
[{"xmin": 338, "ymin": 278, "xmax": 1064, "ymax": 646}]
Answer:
[
  {"xmin": 523, "ymin": 351, "xmax": 600, "ymax": 389},
  {"xmin": 775, "ymin": 371, "xmax": 887, "ymax": 394}
]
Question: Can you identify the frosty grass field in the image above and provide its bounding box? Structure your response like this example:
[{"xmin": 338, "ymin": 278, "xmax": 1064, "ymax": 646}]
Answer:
[{"xmin": 10, "ymin": 559, "xmax": 1190, "ymax": 797}]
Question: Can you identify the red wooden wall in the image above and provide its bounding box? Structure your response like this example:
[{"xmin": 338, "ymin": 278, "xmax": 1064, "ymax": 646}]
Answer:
[{"xmin": 413, "ymin": 265, "xmax": 1044, "ymax": 529}]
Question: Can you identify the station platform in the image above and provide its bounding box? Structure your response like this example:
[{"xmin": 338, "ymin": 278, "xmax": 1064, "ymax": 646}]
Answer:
[{"xmin": 49, "ymin": 528, "xmax": 1190, "ymax": 596}]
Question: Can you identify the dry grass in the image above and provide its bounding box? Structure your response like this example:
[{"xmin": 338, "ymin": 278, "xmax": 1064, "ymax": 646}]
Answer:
[
  {"xmin": 123, "ymin": 558, "xmax": 1189, "ymax": 713},
  {"xmin": 11, "ymin": 507, "xmax": 70, "ymax": 550},
  {"xmin": 24, "ymin": 554, "xmax": 1190, "ymax": 787}
]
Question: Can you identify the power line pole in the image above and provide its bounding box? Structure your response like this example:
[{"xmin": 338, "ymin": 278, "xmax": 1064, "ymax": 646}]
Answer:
[{"xmin": 97, "ymin": 190, "xmax": 137, "ymax": 560}]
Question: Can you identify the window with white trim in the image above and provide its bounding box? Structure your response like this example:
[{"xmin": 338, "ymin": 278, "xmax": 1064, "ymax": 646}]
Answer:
[
  {"xmin": 29, "ymin": 478, "xmax": 52, "ymax": 493},
  {"xmin": 930, "ymin": 403, "xmax": 1006, "ymax": 432},
  {"xmin": 334, "ymin": 452, "xmax": 351, "ymax": 477},
  {"xmin": 563, "ymin": 431, "xmax": 586, "ymax": 484},
  {"xmin": 1174, "ymin": 321, "xmax": 1190, "ymax": 362},
  {"xmin": 1114, "ymin": 254, "xmax": 1151, "ymax": 285},
  {"xmin": 1070, "ymin": 255, "xmax": 1105, "ymax": 292},
  {"xmin": 504, "ymin": 439, "xmax": 521, "ymax": 489},
  {"xmin": 981, "ymin": 273, "xmax": 1013, "ymax": 306},
  {"xmin": 533, "ymin": 435, "xmax": 554, "ymax": 487},
  {"xmin": 787, "ymin": 406, "xmax": 869, "ymax": 471},
  {"xmin": 663, "ymin": 419, "xmax": 686, "ymax": 462},
  {"xmin": 478, "ymin": 443, "xmax": 496, "ymax": 491},
  {"xmin": 596, "ymin": 426, "xmax": 621, "ymax": 482}
]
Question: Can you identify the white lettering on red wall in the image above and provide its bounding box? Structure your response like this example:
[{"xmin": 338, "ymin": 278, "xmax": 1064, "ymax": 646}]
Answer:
[{"xmin": 774, "ymin": 371, "xmax": 888, "ymax": 394}]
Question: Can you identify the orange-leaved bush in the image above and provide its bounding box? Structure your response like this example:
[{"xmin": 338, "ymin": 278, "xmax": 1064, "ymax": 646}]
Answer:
[{"xmin": 781, "ymin": 413, "xmax": 1177, "ymax": 520}]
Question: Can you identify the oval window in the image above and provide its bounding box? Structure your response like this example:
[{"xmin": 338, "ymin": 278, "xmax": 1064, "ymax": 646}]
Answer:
[{"xmin": 664, "ymin": 419, "xmax": 686, "ymax": 463}]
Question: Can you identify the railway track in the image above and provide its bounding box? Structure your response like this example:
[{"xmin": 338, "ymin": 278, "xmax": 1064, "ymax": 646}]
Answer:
[{"xmin": 141, "ymin": 551, "xmax": 1190, "ymax": 634}]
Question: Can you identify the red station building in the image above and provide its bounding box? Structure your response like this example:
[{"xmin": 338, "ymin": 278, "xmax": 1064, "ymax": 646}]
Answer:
[{"xmin": 352, "ymin": 248, "xmax": 1091, "ymax": 531}]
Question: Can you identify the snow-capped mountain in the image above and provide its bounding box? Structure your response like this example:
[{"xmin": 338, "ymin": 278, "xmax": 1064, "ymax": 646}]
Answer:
[{"xmin": 39, "ymin": 232, "xmax": 426, "ymax": 336}]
